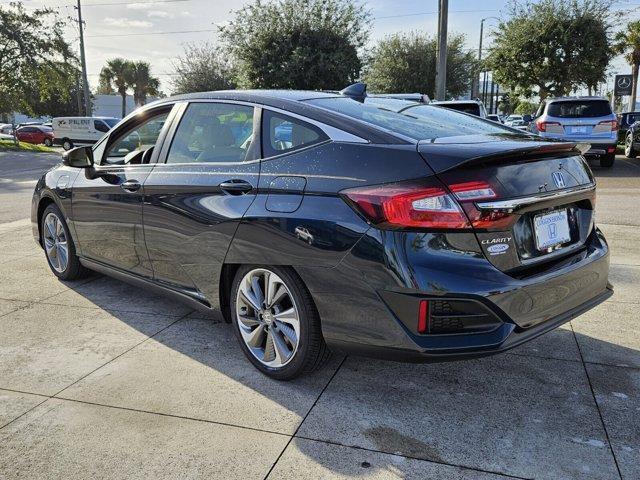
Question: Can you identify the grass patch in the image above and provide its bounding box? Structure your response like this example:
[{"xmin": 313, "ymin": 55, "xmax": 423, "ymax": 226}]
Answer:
[{"xmin": 0, "ymin": 139, "xmax": 55, "ymax": 153}]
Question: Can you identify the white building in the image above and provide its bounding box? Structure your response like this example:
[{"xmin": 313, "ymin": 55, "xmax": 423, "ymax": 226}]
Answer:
[{"xmin": 92, "ymin": 94, "xmax": 159, "ymax": 118}]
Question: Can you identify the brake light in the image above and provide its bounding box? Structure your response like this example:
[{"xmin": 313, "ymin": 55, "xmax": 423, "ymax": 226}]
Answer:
[
  {"xmin": 598, "ymin": 119, "xmax": 618, "ymax": 131},
  {"xmin": 342, "ymin": 181, "xmax": 471, "ymax": 229},
  {"xmin": 536, "ymin": 120, "xmax": 561, "ymax": 132}
]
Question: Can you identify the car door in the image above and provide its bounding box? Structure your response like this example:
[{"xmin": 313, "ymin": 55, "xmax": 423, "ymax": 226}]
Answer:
[
  {"xmin": 142, "ymin": 101, "xmax": 260, "ymax": 302},
  {"xmin": 70, "ymin": 104, "xmax": 178, "ymax": 277}
]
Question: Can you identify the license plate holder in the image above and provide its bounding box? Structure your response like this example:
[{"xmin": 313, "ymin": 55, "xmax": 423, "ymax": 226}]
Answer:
[{"xmin": 533, "ymin": 209, "xmax": 571, "ymax": 250}]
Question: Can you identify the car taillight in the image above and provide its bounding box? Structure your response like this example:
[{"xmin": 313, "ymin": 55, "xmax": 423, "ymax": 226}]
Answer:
[
  {"xmin": 598, "ymin": 119, "xmax": 618, "ymax": 131},
  {"xmin": 446, "ymin": 180, "xmax": 515, "ymax": 229},
  {"xmin": 341, "ymin": 180, "xmax": 471, "ymax": 229},
  {"xmin": 536, "ymin": 120, "xmax": 561, "ymax": 132}
]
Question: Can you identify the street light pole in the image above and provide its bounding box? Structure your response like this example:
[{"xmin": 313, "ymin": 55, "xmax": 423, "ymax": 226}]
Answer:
[
  {"xmin": 76, "ymin": 0, "xmax": 91, "ymax": 116},
  {"xmin": 472, "ymin": 19, "xmax": 485, "ymax": 98},
  {"xmin": 435, "ymin": 0, "xmax": 449, "ymax": 101},
  {"xmin": 474, "ymin": 17, "xmax": 499, "ymax": 101}
]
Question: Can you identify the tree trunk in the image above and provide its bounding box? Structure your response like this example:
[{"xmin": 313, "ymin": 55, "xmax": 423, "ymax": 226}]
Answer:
[
  {"xmin": 629, "ymin": 63, "xmax": 639, "ymax": 112},
  {"xmin": 121, "ymin": 93, "xmax": 126, "ymax": 118}
]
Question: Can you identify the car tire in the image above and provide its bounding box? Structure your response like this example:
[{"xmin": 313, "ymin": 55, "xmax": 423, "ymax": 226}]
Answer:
[
  {"xmin": 625, "ymin": 133, "xmax": 637, "ymax": 158},
  {"xmin": 62, "ymin": 139, "xmax": 73, "ymax": 151},
  {"xmin": 41, "ymin": 204, "xmax": 90, "ymax": 281},
  {"xmin": 230, "ymin": 265, "xmax": 330, "ymax": 380},
  {"xmin": 600, "ymin": 153, "xmax": 615, "ymax": 168},
  {"xmin": 43, "ymin": 138, "xmax": 52, "ymax": 147}
]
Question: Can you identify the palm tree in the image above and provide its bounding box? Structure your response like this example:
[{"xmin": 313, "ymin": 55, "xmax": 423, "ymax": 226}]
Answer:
[
  {"xmin": 615, "ymin": 21, "xmax": 640, "ymax": 112},
  {"xmin": 98, "ymin": 58, "xmax": 133, "ymax": 118},
  {"xmin": 129, "ymin": 61, "xmax": 160, "ymax": 107}
]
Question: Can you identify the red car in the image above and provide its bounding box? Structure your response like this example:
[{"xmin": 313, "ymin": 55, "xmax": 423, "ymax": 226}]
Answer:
[{"xmin": 15, "ymin": 125, "xmax": 54, "ymax": 146}]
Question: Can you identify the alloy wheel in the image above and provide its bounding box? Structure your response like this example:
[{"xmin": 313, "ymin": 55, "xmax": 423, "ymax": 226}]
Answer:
[
  {"xmin": 43, "ymin": 212, "xmax": 69, "ymax": 273},
  {"xmin": 235, "ymin": 268, "xmax": 301, "ymax": 368},
  {"xmin": 626, "ymin": 134, "xmax": 633, "ymax": 156}
]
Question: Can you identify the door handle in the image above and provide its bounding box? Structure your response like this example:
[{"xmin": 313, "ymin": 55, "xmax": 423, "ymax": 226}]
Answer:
[
  {"xmin": 219, "ymin": 179, "xmax": 253, "ymax": 194},
  {"xmin": 120, "ymin": 179, "xmax": 141, "ymax": 192}
]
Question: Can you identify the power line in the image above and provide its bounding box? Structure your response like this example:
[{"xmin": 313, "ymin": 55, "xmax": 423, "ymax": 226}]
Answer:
[
  {"xmin": 82, "ymin": 0, "xmax": 189, "ymax": 6},
  {"xmin": 374, "ymin": 9, "xmax": 499, "ymax": 20},
  {"xmin": 86, "ymin": 28, "xmax": 214, "ymax": 38}
]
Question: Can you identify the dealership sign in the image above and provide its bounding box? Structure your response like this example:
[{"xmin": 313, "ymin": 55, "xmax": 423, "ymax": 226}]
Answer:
[{"xmin": 615, "ymin": 74, "xmax": 633, "ymax": 96}]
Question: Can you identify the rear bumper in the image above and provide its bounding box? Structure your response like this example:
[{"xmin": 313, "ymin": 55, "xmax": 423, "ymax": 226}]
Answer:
[{"xmin": 300, "ymin": 227, "xmax": 610, "ymax": 362}]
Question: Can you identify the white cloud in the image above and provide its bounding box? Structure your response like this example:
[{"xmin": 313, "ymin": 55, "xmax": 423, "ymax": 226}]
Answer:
[
  {"xmin": 126, "ymin": 3, "xmax": 154, "ymax": 10},
  {"xmin": 148, "ymin": 10, "xmax": 173, "ymax": 19},
  {"xmin": 104, "ymin": 17, "xmax": 153, "ymax": 28}
]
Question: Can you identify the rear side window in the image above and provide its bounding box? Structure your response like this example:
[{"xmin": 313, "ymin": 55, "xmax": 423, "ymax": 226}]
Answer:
[
  {"xmin": 546, "ymin": 100, "xmax": 612, "ymax": 118},
  {"xmin": 166, "ymin": 102, "xmax": 255, "ymax": 164},
  {"xmin": 262, "ymin": 110, "xmax": 328, "ymax": 158}
]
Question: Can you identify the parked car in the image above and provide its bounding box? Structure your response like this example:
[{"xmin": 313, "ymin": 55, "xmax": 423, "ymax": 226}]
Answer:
[
  {"xmin": 532, "ymin": 97, "xmax": 617, "ymax": 167},
  {"xmin": 617, "ymin": 111, "xmax": 640, "ymax": 143},
  {"xmin": 487, "ymin": 114, "xmax": 503, "ymax": 123},
  {"xmin": 0, "ymin": 123, "xmax": 14, "ymax": 135},
  {"xmin": 32, "ymin": 85, "xmax": 611, "ymax": 379},
  {"xmin": 509, "ymin": 119, "xmax": 530, "ymax": 131},
  {"xmin": 623, "ymin": 120, "xmax": 640, "ymax": 158},
  {"xmin": 15, "ymin": 125, "xmax": 54, "ymax": 146},
  {"xmin": 52, "ymin": 116, "xmax": 120, "ymax": 151},
  {"xmin": 431, "ymin": 99, "xmax": 488, "ymax": 118}
]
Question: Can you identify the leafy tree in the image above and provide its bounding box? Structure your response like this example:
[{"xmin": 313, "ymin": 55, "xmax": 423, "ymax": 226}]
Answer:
[
  {"xmin": 364, "ymin": 32, "xmax": 477, "ymax": 98},
  {"xmin": 99, "ymin": 58, "xmax": 134, "ymax": 118},
  {"xmin": 219, "ymin": 0, "xmax": 370, "ymax": 90},
  {"xmin": 614, "ymin": 21, "xmax": 640, "ymax": 111},
  {"xmin": 514, "ymin": 99, "xmax": 539, "ymax": 115},
  {"xmin": 486, "ymin": 0, "xmax": 614, "ymax": 101},
  {"xmin": 171, "ymin": 43, "xmax": 236, "ymax": 94},
  {"xmin": 0, "ymin": 2, "xmax": 76, "ymax": 121},
  {"xmin": 129, "ymin": 61, "xmax": 160, "ymax": 107}
]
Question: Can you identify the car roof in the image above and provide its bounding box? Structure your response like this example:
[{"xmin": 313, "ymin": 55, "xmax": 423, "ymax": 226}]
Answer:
[
  {"xmin": 545, "ymin": 96, "xmax": 609, "ymax": 103},
  {"xmin": 146, "ymin": 90, "xmax": 413, "ymax": 145}
]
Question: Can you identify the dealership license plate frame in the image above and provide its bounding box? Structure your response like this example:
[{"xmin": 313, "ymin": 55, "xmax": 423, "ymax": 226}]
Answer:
[{"xmin": 533, "ymin": 209, "xmax": 571, "ymax": 250}]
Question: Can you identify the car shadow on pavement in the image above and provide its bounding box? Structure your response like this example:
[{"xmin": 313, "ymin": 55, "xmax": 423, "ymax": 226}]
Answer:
[{"xmin": 52, "ymin": 272, "xmax": 639, "ymax": 479}]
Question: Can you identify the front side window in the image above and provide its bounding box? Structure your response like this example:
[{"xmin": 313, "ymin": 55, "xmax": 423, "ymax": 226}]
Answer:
[
  {"xmin": 262, "ymin": 110, "xmax": 327, "ymax": 157},
  {"xmin": 102, "ymin": 110, "xmax": 170, "ymax": 165},
  {"xmin": 166, "ymin": 102, "xmax": 255, "ymax": 164}
]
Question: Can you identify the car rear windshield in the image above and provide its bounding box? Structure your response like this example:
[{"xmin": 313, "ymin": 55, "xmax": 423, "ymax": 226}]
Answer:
[
  {"xmin": 546, "ymin": 100, "xmax": 612, "ymax": 118},
  {"xmin": 305, "ymin": 97, "xmax": 512, "ymax": 140}
]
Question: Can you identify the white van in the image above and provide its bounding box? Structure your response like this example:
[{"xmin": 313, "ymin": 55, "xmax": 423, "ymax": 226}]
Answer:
[{"xmin": 52, "ymin": 117, "xmax": 120, "ymax": 150}]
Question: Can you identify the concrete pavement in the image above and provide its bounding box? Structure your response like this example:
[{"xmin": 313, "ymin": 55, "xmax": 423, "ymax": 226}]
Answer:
[{"xmin": 0, "ymin": 150, "xmax": 638, "ymax": 479}]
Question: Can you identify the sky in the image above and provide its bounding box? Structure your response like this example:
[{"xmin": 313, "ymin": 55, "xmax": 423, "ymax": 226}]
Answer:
[{"xmin": 8, "ymin": 0, "xmax": 640, "ymax": 94}]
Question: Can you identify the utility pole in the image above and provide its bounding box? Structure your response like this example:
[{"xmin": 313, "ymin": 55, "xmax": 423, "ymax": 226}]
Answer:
[
  {"xmin": 76, "ymin": 0, "xmax": 91, "ymax": 116},
  {"xmin": 473, "ymin": 19, "xmax": 485, "ymax": 99},
  {"xmin": 435, "ymin": 0, "xmax": 448, "ymax": 101}
]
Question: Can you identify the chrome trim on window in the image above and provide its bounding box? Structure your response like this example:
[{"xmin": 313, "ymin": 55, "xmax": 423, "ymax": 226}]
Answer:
[{"xmin": 475, "ymin": 183, "xmax": 596, "ymax": 212}]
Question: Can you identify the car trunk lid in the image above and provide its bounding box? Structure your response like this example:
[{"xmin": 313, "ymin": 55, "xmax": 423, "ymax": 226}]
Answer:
[{"xmin": 418, "ymin": 134, "xmax": 596, "ymax": 274}]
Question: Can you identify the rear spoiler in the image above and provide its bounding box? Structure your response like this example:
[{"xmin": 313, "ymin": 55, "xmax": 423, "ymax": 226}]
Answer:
[{"xmin": 417, "ymin": 137, "xmax": 589, "ymax": 173}]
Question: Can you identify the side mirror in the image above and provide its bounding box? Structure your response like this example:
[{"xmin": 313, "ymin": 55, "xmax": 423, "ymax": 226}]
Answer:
[{"xmin": 62, "ymin": 146, "xmax": 94, "ymax": 168}]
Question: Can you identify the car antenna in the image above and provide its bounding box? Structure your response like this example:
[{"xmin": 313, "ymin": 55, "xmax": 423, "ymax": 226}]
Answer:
[{"xmin": 340, "ymin": 82, "xmax": 367, "ymax": 102}]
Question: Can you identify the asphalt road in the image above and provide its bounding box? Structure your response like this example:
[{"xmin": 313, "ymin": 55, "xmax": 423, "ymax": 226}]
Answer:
[{"xmin": 0, "ymin": 150, "xmax": 638, "ymax": 480}]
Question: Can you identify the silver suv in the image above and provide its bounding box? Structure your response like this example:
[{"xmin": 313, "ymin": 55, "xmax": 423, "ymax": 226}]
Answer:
[{"xmin": 531, "ymin": 97, "xmax": 617, "ymax": 167}]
